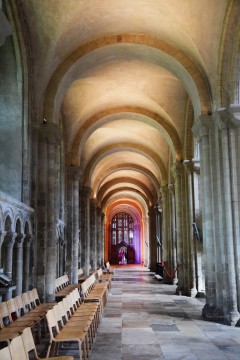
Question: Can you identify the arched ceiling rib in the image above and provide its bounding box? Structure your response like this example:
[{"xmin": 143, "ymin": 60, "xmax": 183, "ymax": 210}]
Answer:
[
  {"xmin": 98, "ymin": 177, "xmax": 154, "ymax": 204},
  {"xmin": 82, "ymin": 143, "xmax": 166, "ymax": 187},
  {"xmin": 44, "ymin": 35, "xmax": 212, "ymax": 123},
  {"xmin": 20, "ymin": 1, "xmax": 229, "ymax": 215},
  {"xmin": 70, "ymin": 107, "xmax": 182, "ymax": 164},
  {"xmin": 91, "ymin": 163, "xmax": 161, "ymax": 199}
]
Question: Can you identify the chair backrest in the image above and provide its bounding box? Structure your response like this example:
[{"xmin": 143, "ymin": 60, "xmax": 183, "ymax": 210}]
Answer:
[
  {"xmin": 21, "ymin": 327, "xmax": 38, "ymax": 359},
  {"xmin": 21, "ymin": 292, "xmax": 33, "ymax": 313},
  {"xmin": 6, "ymin": 298, "xmax": 19, "ymax": 320},
  {"xmin": 9, "ymin": 335, "xmax": 28, "ymax": 360},
  {"xmin": 52, "ymin": 304, "xmax": 64, "ymax": 328},
  {"xmin": 32, "ymin": 288, "xmax": 42, "ymax": 306},
  {"xmin": 15, "ymin": 295, "xmax": 25, "ymax": 316},
  {"xmin": 0, "ymin": 301, "xmax": 12, "ymax": 326},
  {"xmin": 0, "ymin": 346, "xmax": 12, "ymax": 360},
  {"xmin": 78, "ymin": 268, "xmax": 84, "ymax": 277},
  {"xmin": 46, "ymin": 309, "xmax": 60, "ymax": 337}
]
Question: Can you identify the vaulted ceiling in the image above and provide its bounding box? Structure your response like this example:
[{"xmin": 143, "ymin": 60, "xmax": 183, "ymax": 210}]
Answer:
[{"xmin": 20, "ymin": 0, "xmax": 228, "ymax": 212}]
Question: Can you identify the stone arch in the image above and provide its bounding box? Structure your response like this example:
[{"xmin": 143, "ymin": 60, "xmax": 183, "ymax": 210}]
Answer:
[
  {"xmin": 71, "ymin": 107, "xmax": 182, "ymax": 164},
  {"xmin": 97, "ymin": 177, "xmax": 155, "ymax": 205},
  {"xmin": 82, "ymin": 143, "xmax": 167, "ymax": 186},
  {"xmin": 105, "ymin": 199, "xmax": 144, "ymax": 264},
  {"xmin": 43, "ymin": 33, "xmax": 212, "ymax": 125},
  {"xmin": 217, "ymin": 1, "xmax": 240, "ymax": 107},
  {"xmin": 93, "ymin": 163, "xmax": 161, "ymax": 200},
  {"xmin": 0, "ymin": 1, "xmax": 31, "ymax": 201}
]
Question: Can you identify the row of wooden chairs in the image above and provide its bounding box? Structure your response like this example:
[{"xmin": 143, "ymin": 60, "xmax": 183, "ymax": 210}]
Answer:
[
  {"xmin": 55, "ymin": 275, "xmax": 80, "ymax": 300},
  {"xmin": 0, "ymin": 326, "xmax": 73, "ymax": 360},
  {"xmin": 46, "ymin": 288, "xmax": 101, "ymax": 360},
  {"xmin": 81, "ymin": 272, "xmax": 109, "ymax": 313},
  {"xmin": 0, "ymin": 289, "xmax": 54, "ymax": 344},
  {"xmin": 95, "ymin": 267, "xmax": 112, "ymax": 289}
]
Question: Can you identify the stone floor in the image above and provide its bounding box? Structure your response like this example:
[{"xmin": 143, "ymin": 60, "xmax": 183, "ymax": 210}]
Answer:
[{"xmin": 40, "ymin": 266, "xmax": 240, "ymax": 360}]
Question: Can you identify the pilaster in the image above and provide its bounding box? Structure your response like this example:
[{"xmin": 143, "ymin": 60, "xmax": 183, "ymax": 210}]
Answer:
[
  {"xmin": 66, "ymin": 165, "xmax": 81, "ymax": 284},
  {"xmin": 80, "ymin": 185, "xmax": 92, "ymax": 275},
  {"xmin": 36, "ymin": 123, "xmax": 62, "ymax": 301}
]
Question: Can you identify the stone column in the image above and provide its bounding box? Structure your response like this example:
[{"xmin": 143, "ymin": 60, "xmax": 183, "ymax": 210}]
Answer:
[
  {"xmin": 15, "ymin": 233, "xmax": 25, "ymax": 295},
  {"xmin": 160, "ymin": 186, "xmax": 171, "ymax": 283},
  {"xmin": 217, "ymin": 109, "xmax": 240, "ymax": 325},
  {"xmin": 0, "ymin": 230, "xmax": 6, "ymax": 267},
  {"xmin": 23, "ymin": 235, "xmax": 31, "ymax": 292},
  {"xmin": 37, "ymin": 123, "xmax": 62, "ymax": 301},
  {"xmin": 184, "ymin": 161, "xmax": 197, "ymax": 297},
  {"xmin": 101, "ymin": 212, "xmax": 105, "ymax": 266},
  {"xmin": 90, "ymin": 199, "xmax": 98, "ymax": 270},
  {"xmin": 148, "ymin": 206, "xmax": 157, "ymax": 272},
  {"xmin": 97, "ymin": 207, "xmax": 102, "ymax": 266},
  {"xmin": 171, "ymin": 162, "xmax": 185, "ymax": 294},
  {"xmin": 142, "ymin": 216, "xmax": 149, "ymax": 267},
  {"xmin": 169, "ymin": 185, "xmax": 178, "ymax": 285},
  {"xmin": 192, "ymin": 115, "xmax": 219, "ymax": 320},
  {"xmin": 66, "ymin": 166, "xmax": 81, "ymax": 284},
  {"xmin": 80, "ymin": 185, "xmax": 91, "ymax": 275},
  {"xmin": 4, "ymin": 232, "xmax": 17, "ymax": 279}
]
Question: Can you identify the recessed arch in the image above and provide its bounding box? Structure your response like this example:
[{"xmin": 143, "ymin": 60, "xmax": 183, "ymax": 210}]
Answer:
[
  {"xmin": 82, "ymin": 143, "xmax": 167, "ymax": 186},
  {"xmin": 71, "ymin": 107, "xmax": 182, "ymax": 164},
  {"xmin": 97, "ymin": 177, "xmax": 155, "ymax": 205},
  {"xmin": 43, "ymin": 33, "xmax": 212, "ymax": 124},
  {"xmin": 92, "ymin": 163, "xmax": 161, "ymax": 198}
]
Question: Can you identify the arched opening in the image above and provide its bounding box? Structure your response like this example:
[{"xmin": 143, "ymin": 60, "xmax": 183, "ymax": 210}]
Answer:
[{"xmin": 107, "ymin": 208, "xmax": 142, "ymax": 265}]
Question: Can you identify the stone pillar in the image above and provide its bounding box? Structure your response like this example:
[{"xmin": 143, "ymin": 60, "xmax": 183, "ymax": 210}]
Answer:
[
  {"xmin": 101, "ymin": 212, "xmax": 105, "ymax": 266},
  {"xmin": 15, "ymin": 233, "xmax": 25, "ymax": 295},
  {"xmin": 90, "ymin": 200, "xmax": 98, "ymax": 270},
  {"xmin": 23, "ymin": 235, "xmax": 31, "ymax": 292},
  {"xmin": 80, "ymin": 185, "xmax": 91, "ymax": 275},
  {"xmin": 0, "ymin": 230, "xmax": 6, "ymax": 267},
  {"xmin": 192, "ymin": 111, "xmax": 240, "ymax": 323},
  {"xmin": 169, "ymin": 185, "xmax": 178, "ymax": 285},
  {"xmin": 217, "ymin": 108, "xmax": 240, "ymax": 325},
  {"xmin": 148, "ymin": 206, "xmax": 157, "ymax": 272},
  {"xmin": 97, "ymin": 207, "xmax": 102, "ymax": 266},
  {"xmin": 4, "ymin": 232, "xmax": 17, "ymax": 279},
  {"xmin": 192, "ymin": 115, "xmax": 218, "ymax": 318},
  {"xmin": 171, "ymin": 162, "xmax": 186, "ymax": 294},
  {"xmin": 160, "ymin": 186, "xmax": 171, "ymax": 282},
  {"xmin": 66, "ymin": 166, "xmax": 81, "ymax": 284},
  {"xmin": 183, "ymin": 161, "xmax": 197, "ymax": 297},
  {"xmin": 143, "ymin": 216, "xmax": 149, "ymax": 267},
  {"xmin": 37, "ymin": 123, "xmax": 62, "ymax": 301}
]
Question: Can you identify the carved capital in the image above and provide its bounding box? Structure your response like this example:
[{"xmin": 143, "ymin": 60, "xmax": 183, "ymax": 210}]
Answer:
[
  {"xmin": 38, "ymin": 123, "xmax": 62, "ymax": 145},
  {"xmin": 171, "ymin": 162, "xmax": 184, "ymax": 179},
  {"xmin": 192, "ymin": 115, "xmax": 212, "ymax": 139},
  {"xmin": 68, "ymin": 165, "xmax": 82, "ymax": 181},
  {"xmin": 0, "ymin": 9, "xmax": 12, "ymax": 46}
]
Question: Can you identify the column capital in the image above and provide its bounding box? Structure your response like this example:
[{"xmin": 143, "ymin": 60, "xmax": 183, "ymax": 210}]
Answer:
[
  {"xmin": 171, "ymin": 161, "xmax": 184, "ymax": 179},
  {"xmin": 216, "ymin": 106, "xmax": 240, "ymax": 129},
  {"xmin": 80, "ymin": 185, "xmax": 92, "ymax": 198},
  {"xmin": 183, "ymin": 160, "xmax": 194, "ymax": 174},
  {"xmin": 34, "ymin": 123, "xmax": 62, "ymax": 144},
  {"xmin": 160, "ymin": 185, "xmax": 168, "ymax": 196},
  {"xmin": 68, "ymin": 165, "xmax": 82, "ymax": 180},
  {"xmin": 0, "ymin": 9, "xmax": 12, "ymax": 46},
  {"xmin": 192, "ymin": 115, "xmax": 212, "ymax": 139}
]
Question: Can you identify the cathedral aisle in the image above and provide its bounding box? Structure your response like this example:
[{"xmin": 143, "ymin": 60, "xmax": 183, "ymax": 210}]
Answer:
[{"xmin": 89, "ymin": 266, "xmax": 240, "ymax": 360}]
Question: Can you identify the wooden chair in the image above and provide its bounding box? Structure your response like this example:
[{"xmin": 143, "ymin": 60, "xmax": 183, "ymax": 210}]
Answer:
[
  {"xmin": 45, "ymin": 308, "xmax": 88, "ymax": 360},
  {"xmin": 0, "ymin": 346, "xmax": 11, "ymax": 360},
  {"xmin": 0, "ymin": 302, "xmax": 27, "ymax": 331},
  {"xmin": 22, "ymin": 327, "xmax": 74, "ymax": 360}
]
